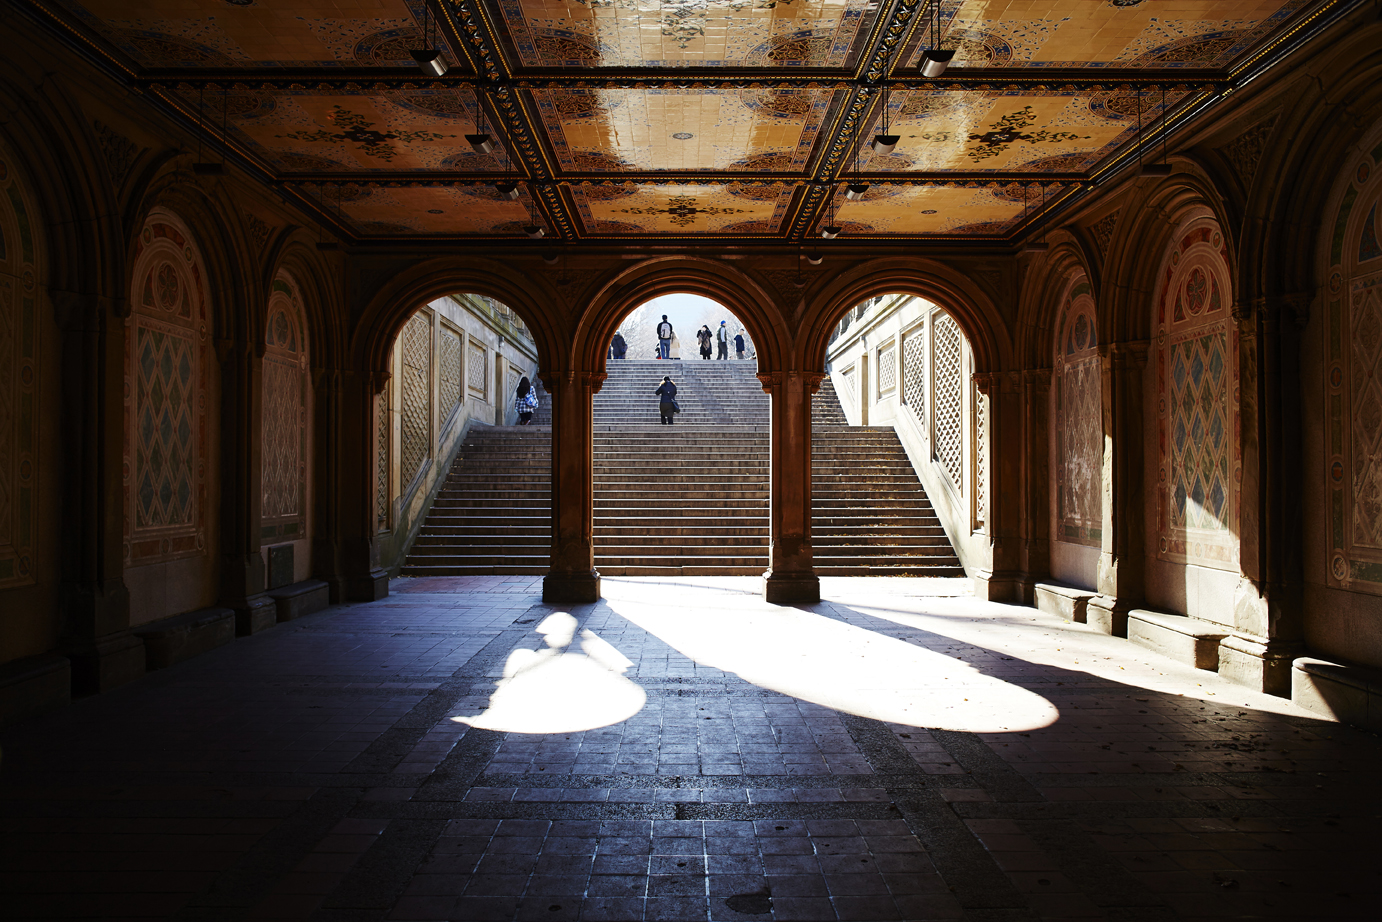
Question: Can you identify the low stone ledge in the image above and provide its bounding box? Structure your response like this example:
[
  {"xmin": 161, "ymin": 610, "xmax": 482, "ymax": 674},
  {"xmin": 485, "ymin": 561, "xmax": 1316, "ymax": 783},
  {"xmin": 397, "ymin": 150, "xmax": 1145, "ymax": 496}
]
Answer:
[
  {"xmin": 1127, "ymin": 609, "xmax": 1229, "ymax": 672},
  {"xmin": 266, "ymin": 579, "xmax": 330, "ymax": 623},
  {"xmin": 133, "ymin": 607, "xmax": 236, "ymax": 670},
  {"xmin": 0, "ymin": 653, "xmax": 71, "ymax": 727},
  {"xmin": 1292, "ymin": 657, "xmax": 1382, "ymax": 732},
  {"xmin": 1034, "ymin": 582, "xmax": 1097, "ymax": 623}
]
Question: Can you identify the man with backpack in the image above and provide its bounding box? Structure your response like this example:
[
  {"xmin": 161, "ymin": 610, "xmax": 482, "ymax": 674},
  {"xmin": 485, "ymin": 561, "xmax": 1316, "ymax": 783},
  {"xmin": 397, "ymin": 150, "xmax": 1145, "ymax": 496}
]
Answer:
[
  {"xmin": 656, "ymin": 315, "xmax": 673, "ymax": 360},
  {"xmin": 716, "ymin": 320, "xmax": 730, "ymax": 360}
]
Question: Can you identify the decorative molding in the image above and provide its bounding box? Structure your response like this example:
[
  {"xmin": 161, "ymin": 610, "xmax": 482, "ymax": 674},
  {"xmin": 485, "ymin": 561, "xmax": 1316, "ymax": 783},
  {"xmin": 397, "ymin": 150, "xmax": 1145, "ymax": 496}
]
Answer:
[
  {"xmin": 244, "ymin": 213, "xmax": 271, "ymax": 251},
  {"xmin": 1218, "ymin": 111, "xmax": 1280, "ymax": 190},
  {"xmin": 92, "ymin": 119, "xmax": 142, "ymax": 187},
  {"xmin": 756, "ymin": 371, "xmax": 782, "ymax": 393},
  {"xmin": 1089, "ymin": 210, "xmax": 1119, "ymax": 257}
]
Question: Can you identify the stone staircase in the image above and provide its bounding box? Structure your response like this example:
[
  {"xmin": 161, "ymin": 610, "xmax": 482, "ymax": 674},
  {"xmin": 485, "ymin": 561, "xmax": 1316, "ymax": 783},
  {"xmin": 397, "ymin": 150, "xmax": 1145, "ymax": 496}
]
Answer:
[{"xmin": 401, "ymin": 359, "xmax": 961, "ymax": 578}]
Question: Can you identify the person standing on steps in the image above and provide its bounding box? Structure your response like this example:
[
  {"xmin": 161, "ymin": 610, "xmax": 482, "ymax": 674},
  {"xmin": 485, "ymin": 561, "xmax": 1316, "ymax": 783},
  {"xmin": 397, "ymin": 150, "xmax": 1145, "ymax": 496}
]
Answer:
[
  {"xmin": 716, "ymin": 320, "xmax": 730, "ymax": 360},
  {"xmin": 514, "ymin": 375, "xmax": 538, "ymax": 426},
  {"xmin": 734, "ymin": 331, "xmax": 746, "ymax": 360},
  {"xmin": 656, "ymin": 314, "xmax": 673, "ymax": 360},
  {"xmin": 697, "ymin": 324, "xmax": 712, "ymax": 360},
  {"xmin": 655, "ymin": 375, "xmax": 678, "ymax": 425},
  {"xmin": 610, "ymin": 331, "xmax": 626, "ymax": 360}
]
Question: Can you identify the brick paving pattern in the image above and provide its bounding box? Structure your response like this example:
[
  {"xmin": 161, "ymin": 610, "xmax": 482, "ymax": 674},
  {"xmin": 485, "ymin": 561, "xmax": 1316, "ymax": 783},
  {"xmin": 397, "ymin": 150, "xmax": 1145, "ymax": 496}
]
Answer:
[{"xmin": 2, "ymin": 576, "xmax": 1379, "ymax": 921}]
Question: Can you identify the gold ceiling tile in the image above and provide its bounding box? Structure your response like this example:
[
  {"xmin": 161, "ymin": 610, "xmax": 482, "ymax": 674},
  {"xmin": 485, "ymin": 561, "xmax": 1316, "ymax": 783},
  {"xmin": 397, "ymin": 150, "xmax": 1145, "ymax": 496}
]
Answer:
[
  {"xmin": 575, "ymin": 182, "xmax": 788, "ymax": 235},
  {"xmin": 340, "ymin": 184, "xmax": 540, "ymax": 236},
  {"xmin": 833, "ymin": 184, "xmax": 1026, "ymax": 236}
]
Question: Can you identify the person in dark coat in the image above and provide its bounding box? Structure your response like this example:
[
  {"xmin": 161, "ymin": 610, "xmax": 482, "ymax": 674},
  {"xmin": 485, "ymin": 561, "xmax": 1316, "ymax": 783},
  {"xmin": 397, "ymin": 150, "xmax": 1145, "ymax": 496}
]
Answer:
[
  {"xmin": 734, "ymin": 332, "xmax": 746, "ymax": 359},
  {"xmin": 696, "ymin": 324, "xmax": 712, "ymax": 360},
  {"xmin": 611, "ymin": 331, "xmax": 626, "ymax": 359},
  {"xmin": 654, "ymin": 375, "xmax": 678, "ymax": 425}
]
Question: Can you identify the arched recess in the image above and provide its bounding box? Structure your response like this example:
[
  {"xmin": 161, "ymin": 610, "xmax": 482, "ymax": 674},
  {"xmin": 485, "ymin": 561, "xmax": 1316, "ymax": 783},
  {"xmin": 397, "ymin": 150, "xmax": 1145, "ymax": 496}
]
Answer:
[
  {"xmin": 261, "ymin": 270, "xmax": 311, "ymax": 583},
  {"xmin": 0, "ymin": 136, "xmax": 44, "ymax": 592},
  {"xmin": 576, "ymin": 258, "xmax": 786, "ymax": 377},
  {"xmin": 1146, "ymin": 209, "xmax": 1241, "ymax": 623},
  {"xmin": 123, "ymin": 208, "xmax": 218, "ymax": 624},
  {"xmin": 1317, "ymin": 119, "xmax": 1382, "ymax": 607},
  {"xmin": 1050, "ymin": 270, "xmax": 1103, "ymax": 588}
]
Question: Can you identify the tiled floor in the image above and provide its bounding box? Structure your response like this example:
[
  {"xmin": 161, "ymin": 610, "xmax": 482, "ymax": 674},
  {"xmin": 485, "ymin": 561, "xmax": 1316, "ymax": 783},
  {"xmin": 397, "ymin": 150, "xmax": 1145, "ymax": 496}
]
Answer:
[{"xmin": 2, "ymin": 576, "xmax": 1380, "ymax": 921}]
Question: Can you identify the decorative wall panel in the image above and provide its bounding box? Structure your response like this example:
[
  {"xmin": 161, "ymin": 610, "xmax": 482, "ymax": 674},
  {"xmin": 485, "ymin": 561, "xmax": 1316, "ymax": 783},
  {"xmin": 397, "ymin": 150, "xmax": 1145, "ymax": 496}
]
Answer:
[
  {"xmin": 839, "ymin": 363, "xmax": 856, "ymax": 408},
  {"xmin": 933, "ymin": 313, "xmax": 964, "ymax": 491},
  {"xmin": 261, "ymin": 274, "xmax": 308, "ymax": 541},
  {"xmin": 1156, "ymin": 221, "xmax": 1238, "ymax": 567},
  {"xmin": 0, "ymin": 143, "xmax": 39, "ymax": 587},
  {"xmin": 467, "ymin": 339, "xmax": 487, "ymax": 398},
  {"xmin": 1054, "ymin": 274, "xmax": 1102, "ymax": 547},
  {"xmin": 902, "ymin": 322, "xmax": 926, "ymax": 431},
  {"xmin": 400, "ymin": 310, "xmax": 431, "ymax": 489},
  {"xmin": 877, "ymin": 341, "xmax": 896, "ymax": 397},
  {"xmin": 439, "ymin": 325, "xmax": 462, "ymax": 420},
  {"xmin": 1324, "ymin": 135, "xmax": 1382, "ymax": 594},
  {"xmin": 376, "ymin": 384, "xmax": 389, "ymax": 533},
  {"xmin": 973, "ymin": 378, "xmax": 987, "ymax": 530},
  {"xmin": 125, "ymin": 213, "xmax": 209, "ymax": 566}
]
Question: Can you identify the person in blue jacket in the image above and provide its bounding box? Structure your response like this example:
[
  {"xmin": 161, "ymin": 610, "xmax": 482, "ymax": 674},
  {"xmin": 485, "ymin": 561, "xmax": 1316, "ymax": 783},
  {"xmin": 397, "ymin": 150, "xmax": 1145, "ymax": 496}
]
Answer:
[{"xmin": 655, "ymin": 375, "xmax": 678, "ymax": 425}]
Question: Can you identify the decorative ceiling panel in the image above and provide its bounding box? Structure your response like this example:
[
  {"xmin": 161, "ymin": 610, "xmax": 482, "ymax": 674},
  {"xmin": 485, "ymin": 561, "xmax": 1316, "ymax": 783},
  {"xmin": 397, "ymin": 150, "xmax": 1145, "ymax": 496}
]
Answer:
[
  {"xmin": 173, "ymin": 88, "xmax": 507, "ymax": 173},
  {"xmin": 60, "ymin": 0, "xmax": 459, "ymax": 68},
  {"xmin": 533, "ymin": 87, "xmax": 834, "ymax": 172},
  {"xmin": 832, "ymin": 182, "xmax": 1034, "ymax": 235},
  {"xmin": 914, "ymin": 0, "xmax": 1307, "ymax": 69},
  {"xmin": 339, "ymin": 184, "xmax": 547, "ymax": 235},
  {"xmin": 573, "ymin": 182, "xmax": 791, "ymax": 234},
  {"xmin": 493, "ymin": 0, "xmax": 883, "ymax": 68},
  {"xmin": 860, "ymin": 88, "xmax": 1190, "ymax": 173}
]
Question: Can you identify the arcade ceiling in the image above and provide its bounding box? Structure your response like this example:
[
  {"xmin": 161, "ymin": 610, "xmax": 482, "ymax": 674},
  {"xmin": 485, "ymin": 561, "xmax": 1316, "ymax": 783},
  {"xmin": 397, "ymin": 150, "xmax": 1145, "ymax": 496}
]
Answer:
[{"xmin": 24, "ymin": 0, "xmax": 1337, "ymax": 244}]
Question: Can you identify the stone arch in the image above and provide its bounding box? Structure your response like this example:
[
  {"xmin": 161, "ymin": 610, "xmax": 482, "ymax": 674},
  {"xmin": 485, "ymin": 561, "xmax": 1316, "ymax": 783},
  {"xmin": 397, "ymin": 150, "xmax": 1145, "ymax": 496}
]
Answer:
[
  {"xmin": 0, "ymin": 134, "xmax": 44, "ymax": 589},
  {"xmin": 261, "ymin": 270, "xmax": 311, "ymax": 570},
  {"xmin": 798, "ymin": 258, "xmax": 1009, "ymax": 375},
  {"xmin": 1014, "ymin": 234, "xmax": 1098, "ymax": 369},
  {"xmin": 576, "ymin": 258, "xmax": 787, "ymax": 377},
  {"xmin": 1151, "ymin": 210, "xmax": 1240, "ymax": 572},
  {"xmin": 269, "ymin": 235, "xmax": 345, "ymax": 372},
  {"xmin": 123, "ymin": 208, "xmax": 214, "ymax": 577},
  {"xmin": 1317, "ymin": 116, "xmax": 1382, "ymax": 598}
]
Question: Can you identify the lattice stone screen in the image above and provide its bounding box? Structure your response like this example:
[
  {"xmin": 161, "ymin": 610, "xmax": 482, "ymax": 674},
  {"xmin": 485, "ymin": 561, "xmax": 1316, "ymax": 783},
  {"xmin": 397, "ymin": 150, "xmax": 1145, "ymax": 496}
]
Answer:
[
  {"xmin": 439, "ymin": 326, "xmax": 462, "ymax": 417},
  {"xmin": 467, "ymin": 340, "xmax": 487, "ymax": 398},
  {"xmin": 506, "ymin": 368, "xmax": 520, "ymax": 408},
  {"xmin": 839, "ymin": 364, "xmax": 857, "ymax": 408},
  {"xmin": 933, "ymin": 314, "xmax": 964, "ymax": 489},
  {"xmin": 134, "ymin": 323, "xmax": 197, "ymax": 528},
  {"xmin": 973, "ymin": 380, "xmax": 987, "ymax": 528},
  {"xmin": 261, "ymin": 356, "xmax": 302, "ymax": 520},
  {"xmin": 878, "ymin": 341, "xmax": 896, "ymax": 397},
  {"xmin": 902, "ymin": 324, "xmax": 925, "ymax": 425},
  {"xmin": 400, "ymin": 312, "xmax": 431, "ymax": 487},
  {"xmin": 375, "ymin": 386, "xmax": 389, "ymax": 532}
]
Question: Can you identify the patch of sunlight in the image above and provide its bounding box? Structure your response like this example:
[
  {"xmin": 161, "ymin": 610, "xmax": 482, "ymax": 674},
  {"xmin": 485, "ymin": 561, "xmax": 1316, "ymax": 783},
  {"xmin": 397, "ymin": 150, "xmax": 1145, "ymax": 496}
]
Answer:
[
  {"xmin": 450, "ymin": 613, "xmax": 647, "ymax": 733},
  {"xmin": 610, "ymin": 602, "xmax": 1059, "ymax": 733}
]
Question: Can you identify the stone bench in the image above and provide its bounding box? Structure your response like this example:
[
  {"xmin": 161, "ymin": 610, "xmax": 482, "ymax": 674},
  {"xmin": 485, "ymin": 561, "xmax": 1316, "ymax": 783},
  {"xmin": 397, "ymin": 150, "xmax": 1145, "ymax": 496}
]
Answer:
[
  {"xmin": 0, "ymin": 653, "xmax": 71, "ymax": 727},
  {"xmin": 1127, "ymin": 610, "xmax": 1230, "ymax": 672},
  {"xmin": 1034, "ymin": 582, "xmax": 1097, "ymax": 623},
  {"xmin": 1292, "ymin": 657, "xmax": 1382, "ymax": 732},
  {"xmin": 133, "ymin": 607, "xmax": 236, "ymax": 671},
  {"xmin": 267, "ymin": 579, "xmax": 330, "ymax": 623}
]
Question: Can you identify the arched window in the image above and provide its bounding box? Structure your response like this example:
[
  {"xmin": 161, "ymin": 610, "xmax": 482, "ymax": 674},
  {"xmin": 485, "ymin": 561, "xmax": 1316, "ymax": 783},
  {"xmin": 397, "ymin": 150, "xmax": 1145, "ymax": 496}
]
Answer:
[
  {"xmin": 262, "ymin": 273, "xmax": 308, "ymax": 542},
  {"xmin": 1054, "ymin": 273, "xmax": 1101, "ymax": 547},
  {"xmin": 0, "ymin": 141, "xmax": 40, "ymax": 588},
  {"xmin": 1154, "ymin": 218, "xmax": 1238, "ymax": 566},
  {"xmin": 125, "ymin": 212, "xmax": 209, "ymax": 566},
  {"xmin": 1323, "ymin": 141, "xmax": 1382, "ymax": 592}
]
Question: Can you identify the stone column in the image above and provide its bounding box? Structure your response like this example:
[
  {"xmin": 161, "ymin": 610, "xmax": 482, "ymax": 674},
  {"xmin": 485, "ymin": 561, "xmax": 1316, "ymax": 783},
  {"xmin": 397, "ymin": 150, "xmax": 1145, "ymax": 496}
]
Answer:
[
  {"xmin": 971, "ymin": 373, "xmax": 1024, "ymax": 602},
  {"xmin": 1222, "ymin": 296, "xmax": 1307, "ymax": 695},
  {"xmin": 1017, "ymin": 369, "xmax": 1053, "ymax": 601},
  {"xmin": 310, "ymin": 365, "xmax": 344, "ymax": 602},
  {"xmin": 542, "ymin": 370, "xmax": 601, "ymax": 603},
  {"xmin": 215, "ymin": 337, "xmax": 276, "ymax": 634},
  {"xmin": 760, "ymin": 370, "xmax": 821, "ymax": 604},
  {"xmin": 1087, "ymin": 340, "xmax": 1149, "ymax": 636},
  {"xmin": 52, "ymin": 291, "xmax": 142, "ymax": 694},
  {"xmin": 342, "ymin": 370, "xmax": 390, "ymax": 601}
]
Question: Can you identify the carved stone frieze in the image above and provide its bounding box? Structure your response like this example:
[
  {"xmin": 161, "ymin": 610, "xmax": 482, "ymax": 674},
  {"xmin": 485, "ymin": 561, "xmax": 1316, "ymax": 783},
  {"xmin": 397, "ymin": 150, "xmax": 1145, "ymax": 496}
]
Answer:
[
  {"xmin": 92, "ymin": 120, "xmax": 142, "ymax": 187},
  {"xmin": 245, "ymin": 213, "xmax": 272, "ymax": 251},
  {"xmin": 1218, "ymin": 112, "xmax": 1280, "ymax": 190},
  {"xmin": 1089, "ymin": 210, "xmax": 1119, "ymax": 258}
]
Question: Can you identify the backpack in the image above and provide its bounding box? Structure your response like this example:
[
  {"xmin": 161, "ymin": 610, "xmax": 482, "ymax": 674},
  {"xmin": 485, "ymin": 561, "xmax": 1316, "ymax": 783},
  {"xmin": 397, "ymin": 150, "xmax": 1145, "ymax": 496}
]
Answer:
[{"xmin": 658, "ymin": 321, "xmax": 672, "ymax": 339}]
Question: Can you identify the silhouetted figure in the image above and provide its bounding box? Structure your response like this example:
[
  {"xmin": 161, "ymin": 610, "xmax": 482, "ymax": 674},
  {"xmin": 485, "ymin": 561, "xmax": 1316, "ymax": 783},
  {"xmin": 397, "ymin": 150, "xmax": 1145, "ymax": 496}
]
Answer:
[
  {"xmin": 655, "ymin": 375, "xmax": 678, "ymax": 425},
  {"xmin": 656, "ymin": 314, "xmax": 673, "ymax": 360},
  {"xmin": 716, "ymin": 320, "xmax": 730, "ymax": 360},
  {"xmin": 697, "ymin": 325, "xmax": 712, "ymax": 360},
  {"xmin": 514, "ymin": 375, "xmax": 537, "ymax": 425},
  {"xmin": 611, "ymin": 331, "xmax": 626, "ymax": 359}
]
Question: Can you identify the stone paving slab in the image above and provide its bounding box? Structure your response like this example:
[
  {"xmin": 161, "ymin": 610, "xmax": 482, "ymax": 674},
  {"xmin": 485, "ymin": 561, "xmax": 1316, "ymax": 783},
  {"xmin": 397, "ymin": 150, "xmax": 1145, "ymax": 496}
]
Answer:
[{"xmin": 1, "ymin": 577, "xmax": 1379, "ymax": 921}]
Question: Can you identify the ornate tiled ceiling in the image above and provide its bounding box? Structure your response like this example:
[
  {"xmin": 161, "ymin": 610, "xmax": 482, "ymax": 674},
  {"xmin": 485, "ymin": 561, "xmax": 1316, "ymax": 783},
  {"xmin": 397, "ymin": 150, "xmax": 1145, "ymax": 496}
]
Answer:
[{"xmin": 28, "ymin": 0, "xmax": 1341, "ymax": 242}]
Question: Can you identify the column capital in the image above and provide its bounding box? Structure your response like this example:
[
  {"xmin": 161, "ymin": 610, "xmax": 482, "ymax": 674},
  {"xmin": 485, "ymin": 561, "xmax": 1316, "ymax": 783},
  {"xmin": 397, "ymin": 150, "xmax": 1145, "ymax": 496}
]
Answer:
[{"xmin": 1102, "ymin": 339, "xmax": 1149, "ymax": 370}]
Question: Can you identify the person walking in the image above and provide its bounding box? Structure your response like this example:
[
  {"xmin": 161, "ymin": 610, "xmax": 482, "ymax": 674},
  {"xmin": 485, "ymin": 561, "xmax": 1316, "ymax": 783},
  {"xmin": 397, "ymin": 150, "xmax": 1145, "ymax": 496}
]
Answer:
[
  {"xmin": 697, "ymin": 324, "xmax": 712, "ymax": 360},
  {"xmin": 656, "ymin": 314, "xmax": 673, "ymax": 360},
  {"xmin": 734, "ymin": 331, "xmax": 746, "ymax": 359},
  {"xmin": 655, "ymin": 375, "xmax": 678, "ymax": 425},
  {"xmin": 716, "ymin": 320, "xmax": 730, "ymax": 360},
  {"xmin": 514, "ymin": 375, "xmax": 538, "ymax": 426},
  {"xmin": 611, "ymin": 331, "xmax": 626, "ymax": 360}
]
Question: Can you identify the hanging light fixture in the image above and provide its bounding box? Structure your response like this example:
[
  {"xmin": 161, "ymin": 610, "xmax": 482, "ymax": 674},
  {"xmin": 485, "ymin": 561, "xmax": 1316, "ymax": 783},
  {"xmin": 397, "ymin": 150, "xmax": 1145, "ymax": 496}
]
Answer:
[
  {"xmin": 871, "ymin": 66, "xmax": 898, "ymax": 154},
  {"xmin": 844, "ymin": 109, "xmax": 869, "ymax": 201},
  {"xmin": 1140, "ymin": 85, "xmax": 1172, "ymax": 177},
  {"xmin": 820, "ymin": 182, "xmax": 842, "ymax": 238},
  {"xmin": 410, "ymin": 2, "xmax": 450, "ymax": 77},
  {"xmin": 918, "ymin": 0, "xmax": 955, "ymax": 78},
  {"xmin": 467, "ymin": 84, "xmax": 495, "ymax": 155},
  {"xmin": 522, "ymin": 183, "xmax": 545, "ymax": 238},
  {"xmin": 806, "ymin": 252, "xmax": 824, "ymax": 265},
  {"xmin": 494, "ymin": 181, "xmax": 520, "ymax": 200}
]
